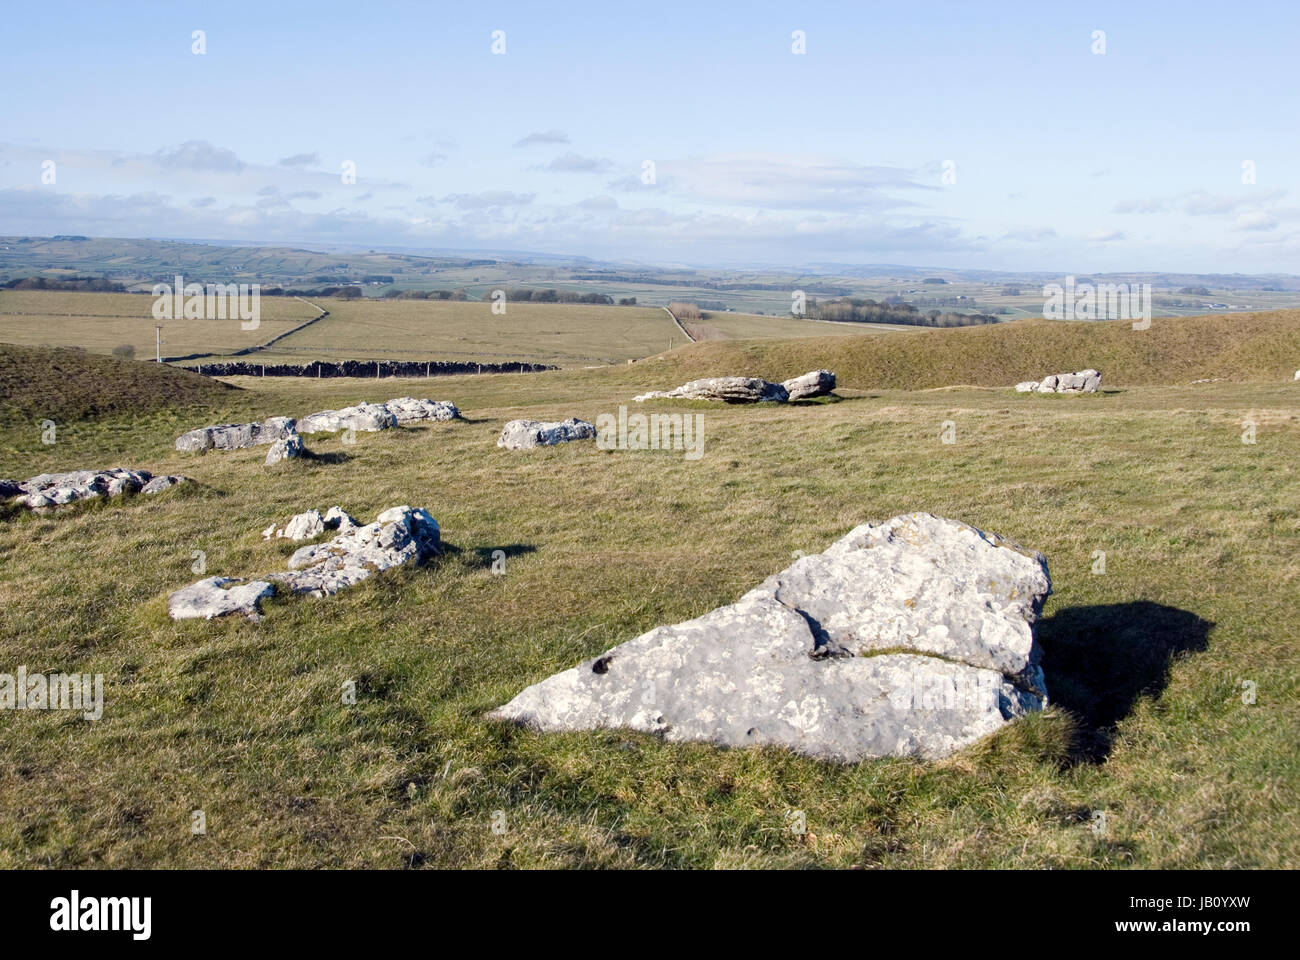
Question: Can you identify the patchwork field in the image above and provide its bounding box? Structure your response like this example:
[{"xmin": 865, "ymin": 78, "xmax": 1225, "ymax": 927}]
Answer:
[{"xmin": 0, "ymin": 313, "xmax": 1297, "ymax": 868}]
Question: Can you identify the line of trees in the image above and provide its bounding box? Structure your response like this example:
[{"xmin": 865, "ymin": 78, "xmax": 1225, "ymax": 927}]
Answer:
[
  {"xmin": 383, "ymin": 288, "xmax": 471, "ymax": 301},
  {"xmin": 3, "ymin": 275, "xmax": 126, "ymax": 292},
  {"xmin": 805, "ymin": 298, "xmax": 998, "ymax": 328},
  {"xmin": 497, "ymin": 288, "xmax": 615, "ymax": 304}
]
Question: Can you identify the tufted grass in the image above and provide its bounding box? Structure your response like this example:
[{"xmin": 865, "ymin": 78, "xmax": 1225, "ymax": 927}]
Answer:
[{"xmin": 0, "ymin": 334, "xmax": 1297, "ymax": 868}]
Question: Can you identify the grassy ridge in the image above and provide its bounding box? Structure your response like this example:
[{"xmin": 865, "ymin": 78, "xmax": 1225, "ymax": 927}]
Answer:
[
  {"xmin": 625, "ymin": 311, "xmax": 1300, "ymax": 389},
  {"xmin": 682, "ymin": 310, "xmax": 907, "ymax": 341},
  {"xmin": 0, "ymin": 343, "xmax": 239, "ymax": 425}
]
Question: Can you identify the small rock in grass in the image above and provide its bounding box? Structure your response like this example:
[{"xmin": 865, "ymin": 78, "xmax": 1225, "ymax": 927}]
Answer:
[
  {"xmin": 497, "ymin": 418, "xmax": 596, "ymax": 449},
  {"xmin": 168, "ymin": 577, "xmax": 275, "ymax": 621}
]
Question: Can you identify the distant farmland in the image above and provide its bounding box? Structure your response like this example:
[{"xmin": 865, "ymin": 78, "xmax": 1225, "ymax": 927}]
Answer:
[
  {"xmin": 0, "ymin": 290, "xmax": 317, "ymax": 359},
  {"xmin": 233, "ymin": 298, "xmax": 683, "ymax": 367},
  {"xmin": 0, "ymin": 291, "xmax": 912, "ymax": 371}
]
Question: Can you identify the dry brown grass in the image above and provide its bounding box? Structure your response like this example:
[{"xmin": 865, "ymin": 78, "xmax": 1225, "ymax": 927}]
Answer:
[{"xmin": 0, "ymin": 289, "xmax": 317, "ymax": 359}]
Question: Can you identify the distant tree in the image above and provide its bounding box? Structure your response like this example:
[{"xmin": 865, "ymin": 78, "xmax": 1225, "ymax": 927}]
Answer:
[
  {"xmin": 335, "ymin": 286, "xmax": 363, "ymax": 299},
  {"xmin": 112, "ymin": 343, "xmax": 136, "ymax": 360},
  {"xmin": 618, "ymin": 297, "xmax": 637, "ymax": 306},
  {"xmin": 668, "ymin": 301, "xmax": 701, "ymax": 321},
  {"xmin": 1179, "ymin": 285, "xmax": 1211, "ymax": 296},
  {"xmin": 1000, "ymin": 286, "xmax": 1021, "ymax": 296}
]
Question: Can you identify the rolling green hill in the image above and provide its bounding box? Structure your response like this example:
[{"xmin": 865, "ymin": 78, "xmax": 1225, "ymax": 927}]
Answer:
[{"xmin": 621, "ymin": 310, "xmax": 1300, "ymax": 390}]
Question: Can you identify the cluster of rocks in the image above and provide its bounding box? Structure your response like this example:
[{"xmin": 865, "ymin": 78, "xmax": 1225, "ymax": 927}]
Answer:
[
  {"xmin": 633, "ymin": 370, "xmax": 836, "ymax": 404},
  {"xmin": 262, "ymin": 505, "xmax": 357, "ymax": 541},
  {"xmin": 174, "ymin": 397, "xmax": 460, "ymax": 463},
  {"xmin": 297, "ymin": 396, "xmax": 459, "ymax": 433},
  {"xmin": 497, "ymin": 418, "xmax": 596, "ymax": 450},
  {"xmin": 489, "ymin": 513, "xmax": 1050, "ymax": 762},
  {"xmin": 169, "ymin": 505, "xmax": 441, "ymax": 620},
  {"xmin": 2, "ymin": 469, "xmax": 190, "ymax": 510},
  {"xmin": 1014, "ymin": 369, "xmax": 1102, "ymax": 393}
]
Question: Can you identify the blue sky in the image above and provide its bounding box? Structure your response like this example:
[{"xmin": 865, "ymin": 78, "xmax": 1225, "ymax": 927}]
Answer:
[{"xmin": 2, "ymin": 0, "xmax": 1297, "ymax": 272}]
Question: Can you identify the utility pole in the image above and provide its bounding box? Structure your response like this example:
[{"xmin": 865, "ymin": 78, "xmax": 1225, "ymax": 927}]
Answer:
[{"xmin": 155, "ymin": 325, "xmax": 162, "ymax": 362}]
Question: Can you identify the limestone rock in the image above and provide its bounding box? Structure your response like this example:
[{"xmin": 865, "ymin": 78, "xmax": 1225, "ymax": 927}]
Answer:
[
  {"xmin": 282, "ymin": 509, "xmax": 325, "ymax": 541},
  {"xmin": 1020, "ymin": 369, "xmax": 1101, "ymax": 394},
  {"xmin": 268, "ymin": 506, "xmax": 440, "ymax": 597},
  {"xmin": 634, "ymin": 376, "xmax": 788, "ymax": 404},
  {"xmin": 174, "ymin": 417, "xmax": 297, "ymax": 452},
  {"xmin": 141, "ymin": 475, "xmax": 189, "ymax": 495},
  {"xmin": 264, "ymin": 433, "xmax": 305, "ymax": 465},
  {"xmin": 489, "ymin": 513, "xmax": 1051, "ymax": 762},
  {"xmin": 782, "ymin": 369, "xmax": 836, "ymax": 400},
  {"xmin": 497, "ymin": 418, "xmax": 596, "ymax": 450},
  {"xmin": 323, "ymin": 506, "xmax": 358, "ymax": 532},
  {"xmin": 384, "ymin": 397, "xmax": 459, "ymax": 423},
  {"xmin": 297, "ymin": 402, "xmax": 397, "ymax": 434},
  {"xmin": 262, "ymin": 505, "xmax": 358, "ymax": 541},
  {"xmin": 258, "ymin": 416, "xmax": 299, "ymax": 441},
  {"xmin": 10, "ymin": 468, "xmax": 184, "ymax": 510},
  {"xmin": 175, "ymin": 506, "xmax": 438, "ymax": 617},
  {"xmin": 168, "ymin": 577, "xmax": 274, "ymax": 621}
]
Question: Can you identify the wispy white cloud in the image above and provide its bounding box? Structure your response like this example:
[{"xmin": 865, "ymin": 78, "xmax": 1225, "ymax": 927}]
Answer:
[
  {"xmin": 278, "ymin": 151, "xmax": 319, "ymax": 168},
  {"xmin": 155, "ymin": 140, "xmax": 245, "ymax": 173},
  {"xmin": 514, "ymin": 130, "xmax": 569, "ymax": 147},
  {"xmin": 438, "ymin": 190, "xmax": 536, "ymax": 209},
  {"xmin": 533, "ymin": 152, "xmax": 613, "ymax": 173}
]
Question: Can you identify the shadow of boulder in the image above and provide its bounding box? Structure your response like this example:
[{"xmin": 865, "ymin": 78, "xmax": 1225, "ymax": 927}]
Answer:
[
  {"xmin": 1037, "ymin": 601, "xmax": 1212, "ymax": 763},
  {"xmin": 473, "ymin": 544, "xmax": 538, "ymax": 569},
  {"xmin": 300, "ymin": 449, "xmax": 351, "ymax": 465}
]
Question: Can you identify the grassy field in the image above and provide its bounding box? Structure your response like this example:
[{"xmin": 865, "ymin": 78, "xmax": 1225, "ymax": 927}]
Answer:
[
  {"xmin": 0, "ymin": 290, "xmax": 319, "ymax": 360},
  {"xmin": 246, "ymin": 298, "xmax": 681, "ymax": 367},
  {"xmin": 0, "ymin": 291, "xmax": 686, "ymax": 368},
  {"xmin": 0, "ymin": 316, "xmax": 1297, "ymax": 868}
]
